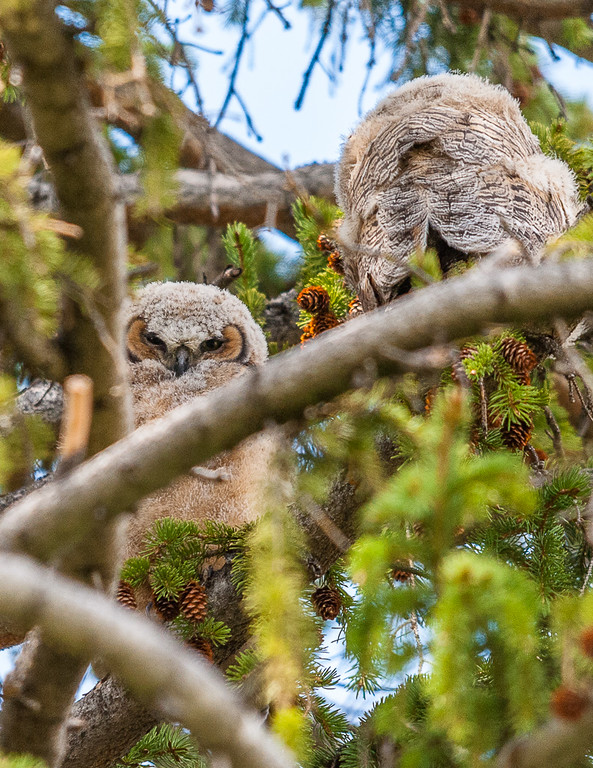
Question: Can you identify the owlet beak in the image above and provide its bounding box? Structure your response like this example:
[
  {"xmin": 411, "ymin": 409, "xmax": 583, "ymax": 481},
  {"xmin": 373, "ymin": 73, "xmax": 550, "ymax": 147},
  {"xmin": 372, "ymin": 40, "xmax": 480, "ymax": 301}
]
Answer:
[{"xmin": 174, "ymin": 346, "xmax": 190, "ymax": 377}]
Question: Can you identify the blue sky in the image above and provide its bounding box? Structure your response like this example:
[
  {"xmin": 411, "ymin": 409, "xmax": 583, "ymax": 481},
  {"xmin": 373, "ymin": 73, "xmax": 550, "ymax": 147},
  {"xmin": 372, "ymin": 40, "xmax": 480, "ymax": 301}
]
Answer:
[{"xmin": 171, "ymin": 0, "xmax": 593, "ymax": 167}]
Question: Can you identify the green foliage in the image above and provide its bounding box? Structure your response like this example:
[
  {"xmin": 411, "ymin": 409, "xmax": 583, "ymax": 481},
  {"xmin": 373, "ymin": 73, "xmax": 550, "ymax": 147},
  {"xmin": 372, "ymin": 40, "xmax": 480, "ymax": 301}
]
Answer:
[
  {"xmin": 117, "ymin": 723, "xmax": 206, "ymax": 768},
  {"xmin": 137, "ymin": 113, "xmax": 181, "ymax": 216},
  {"xmin": 531, "ymin": 120, "xmax": 593, "ymax": 200},
  {"xmin": 429, "ymin": 552, "xmax": 546, "ymax": 757},
  {"xmin": 292, "ymin": 196, "xmax": 343, "ymax": 286},
  {"xmin": 0, "ymin": 757, "xmax": 47, "ymax": 768},
  {"xmin": 244, "ymin": 459, "xmax": 318, "ymax": 759},
  {"xmin": 0, "ymin": 140, "xmax": 98, "ymax": 341},
  {"xmin": 222, "ymin": 222, "xmax": 268, "ymax": 325}
]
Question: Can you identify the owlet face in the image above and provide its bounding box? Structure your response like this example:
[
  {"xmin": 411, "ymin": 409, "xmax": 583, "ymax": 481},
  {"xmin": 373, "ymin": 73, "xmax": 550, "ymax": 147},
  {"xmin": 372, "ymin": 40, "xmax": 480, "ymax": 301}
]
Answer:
[{"xmin": 127, "ymin": 281, "xmax": 268, "ymax": 376}]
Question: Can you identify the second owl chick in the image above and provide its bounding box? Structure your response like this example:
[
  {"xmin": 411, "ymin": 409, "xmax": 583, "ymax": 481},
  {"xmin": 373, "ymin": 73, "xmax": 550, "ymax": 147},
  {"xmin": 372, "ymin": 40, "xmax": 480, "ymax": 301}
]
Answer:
[{"xmin": 123, "ymin": 281, "xmax": 273, "ymax": 562}]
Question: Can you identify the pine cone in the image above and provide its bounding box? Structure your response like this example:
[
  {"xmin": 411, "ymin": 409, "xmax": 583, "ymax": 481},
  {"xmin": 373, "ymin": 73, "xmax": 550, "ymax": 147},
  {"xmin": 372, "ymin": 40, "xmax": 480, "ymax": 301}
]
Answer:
[
  {"xmin": 499, "ymin": 337, "xmax": 537, "ymax": 383},
  {"xmin": 116, "ymin": 580, "xmax": 137, "ymax": 610},
  {"xmin": 317, "ymin": 233, "xmax": 338, "ymax": 254},
  {"xmin": 459, "ymin": 7, "xmax": 480, "ymax": 25},
  {"xmin": 312, "ymin": 586, "xmax": 342, "ymax": 620},
  {"xmin": 550, "ymin": 686, "xmax": 589, "ymax": 720},
  {"xmin": 187, "ymin": 635, "xmax": 214, "ymax": 662},
  {"xmin": 297, "ymin": 286, "xmax": 331, "ymax": 314},
  {"xmin": 391, "ymin": 569, "xmax": 412, "ymax": 583},
  {"xmin": 327, "ymin": 251, "xmax": 344, "ymax": 275},
  {"xmin": 180, "ymin": 581, "xmax": 208, "ymax": 623},
  {"xmin": 154, "ymin": 594, "xmax": 180, "ymax": 621},
  {"xmin": 580, "ymin": 626, "xmax": 593, "ymax": 658},
  {"xmin": 300, "ymin": 321, "xmax": 315, "ymax": 344},
  {"xmin": 348, "ymin": 297, "xmax": 364, "ymax": 317},
  {"xmin": 311, "ymin": 312, "xmax": 340, "ymax": 336},
  {"xmin": 501, "ymin": 417, "xmax": 533, "ymax": 451}
]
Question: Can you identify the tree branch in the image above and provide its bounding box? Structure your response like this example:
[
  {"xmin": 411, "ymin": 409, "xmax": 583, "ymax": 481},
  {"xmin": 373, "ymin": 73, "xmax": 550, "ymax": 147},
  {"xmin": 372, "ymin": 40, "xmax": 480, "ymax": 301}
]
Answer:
[
  {"xmin": 451, "ymin": 0, "xmax": 593, "ymax": 21},
  {"xmin": 0, "ymin": 553, "xmax": 292, "ymax": 768},
  {"xmin": 1, "ymin": 258, "xmax": 593, "ymax": 567},
  {"xmin": 26, "ymin": 162, "xmax": 336, "ymax": 241},
  {"xmin": 0, "ymin": 0, "xmax": 132, "ymax": 454},
  {"xmin": 0, "ymin": 2, "xmax": 133, "ymax": 760},
  {"xmin": 498, "ymin": 703, "xmax": 593, "ymax": 768}
]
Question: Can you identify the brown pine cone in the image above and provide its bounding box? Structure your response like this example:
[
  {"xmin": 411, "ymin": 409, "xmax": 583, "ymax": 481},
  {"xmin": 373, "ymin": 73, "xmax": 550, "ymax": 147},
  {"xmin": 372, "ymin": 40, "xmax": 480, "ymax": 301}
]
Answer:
[
  {"xmin": 501, "ymin": 417, "xmax": 533, "ymax": 451},
  {"xmin": 348, "ymin": 297, "xmax": 364, "ymax": 317},
  {"xmin": 154, "ymin": 593, "xmax": 180, "ymax": 621},
  {"xmin": 311, "ymin": 312, "xmax": 340, "ymax": 336},
  {"xmin": 116, "ymin": 580, "xmax": 137, "ymax": 610},
  {"xmin": 391, "ymin": 569, "xmax": 412, "ymax": 583},
  {"xmin": 499, "ymin": 337, "xmax": 537, "ymax": 383},
  {"xmin": 297, "ymin": 286, "xmax": 331, "ymax": 314},
  {"xmin": 180, "ymin": 581, "xmax": 208, "ymax": 623},
  {"xmin": 327, "ymin": 251, "xmax": 344, "ymax": 275},
  {"xmin": 550, "ymin": 686, "xmax": 589, "ymax": 720},
  {"xmin": 317, "ymin": 233, "xmax": 338, "ymax": 253},
  {"xmin": 187, "ymin": 635, "xmax": 214, "ymax": 662},
  {"xmin": 312, "ymin": 586, "xmax": 342, "ymax": 620}
]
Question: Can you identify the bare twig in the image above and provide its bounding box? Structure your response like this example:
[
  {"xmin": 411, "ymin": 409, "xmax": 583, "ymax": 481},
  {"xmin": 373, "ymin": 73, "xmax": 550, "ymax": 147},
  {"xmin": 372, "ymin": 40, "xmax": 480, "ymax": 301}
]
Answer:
[
  {"xmin": 470, "ymin": 8, "xmax": 492, "ymax": 71},
  {"xmin": 294, "ymin": 0, "xmax": 335, "ymax": 110},
  {"xmin": 57, "ymin": 375, "xmax": 94, "ymax": 474},
  {"xmin": 263, "ymin": 0, "xmax": 291, "ymax": 29},
  {"xmin": 544, "ymin": 405, "xmax": 564, "ymax": 458},
  {"xmin": 212, "ymin": 265, "xmax": 243, "ymax": 288},
  {"xmin": 390, "ymin": 0, "xmax": 429, "ymax": 82},
  {"xmin": 216, "ymin": 0, "xmax": 251, "ymax": 127}
]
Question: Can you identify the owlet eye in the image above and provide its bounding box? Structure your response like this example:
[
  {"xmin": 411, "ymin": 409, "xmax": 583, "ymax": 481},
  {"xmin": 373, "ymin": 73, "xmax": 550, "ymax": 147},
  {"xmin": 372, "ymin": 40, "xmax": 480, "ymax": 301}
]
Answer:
[
  {"xmin": 201, "ymin": 338, "xmax": 223, "ymax": 352},
  {"xmin": 144, "ymin": 332, "xmax": 165, "ymax": 347}
]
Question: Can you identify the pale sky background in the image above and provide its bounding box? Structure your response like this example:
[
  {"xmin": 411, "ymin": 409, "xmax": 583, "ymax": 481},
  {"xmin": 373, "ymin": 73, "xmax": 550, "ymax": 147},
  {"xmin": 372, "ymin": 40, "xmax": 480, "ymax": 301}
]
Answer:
[{"xmin": 2, "ymin": 0, "xmax": 593, "ymax": 712}]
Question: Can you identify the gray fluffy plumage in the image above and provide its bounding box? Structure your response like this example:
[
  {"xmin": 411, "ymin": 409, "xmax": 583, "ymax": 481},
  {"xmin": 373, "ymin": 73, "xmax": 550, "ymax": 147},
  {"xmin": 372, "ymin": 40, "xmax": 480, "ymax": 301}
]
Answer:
[
  {"xmin": 124, "ymin": 282, "xmax": 273, "ymax": 568},
  {"xmin": 336, "ymin": 72, "xmax": 584, "ymax": 310}
]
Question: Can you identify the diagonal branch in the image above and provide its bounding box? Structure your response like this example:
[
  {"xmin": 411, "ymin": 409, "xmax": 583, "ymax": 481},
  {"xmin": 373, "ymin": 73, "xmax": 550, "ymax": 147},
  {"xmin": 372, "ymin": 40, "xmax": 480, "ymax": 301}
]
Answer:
[
  {"xmin": 450, "ymin": 0, "xmax": 593, "ymax": 21},
  {"xmin": 1, "ymin": 258, "xmax": 593, "ymax": 567},
  {"xmin": 0, "ymin": 0, "xmax": 132, "ymax": 455},
  {"xmin": 0, "ymin": 2, "xmax": 133, "ymax": 762},
  {"xmin": 0, "ymin": 553, "xmax": 292, "ymax": 768}
]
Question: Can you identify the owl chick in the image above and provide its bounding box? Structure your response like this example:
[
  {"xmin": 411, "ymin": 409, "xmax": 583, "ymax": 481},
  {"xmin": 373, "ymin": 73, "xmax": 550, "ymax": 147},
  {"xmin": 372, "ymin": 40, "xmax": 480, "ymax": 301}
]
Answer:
[
  {"xmin": 336, "ymin": 72, "xmax": 584, "ymax": 311},
  {"xmin": 124, "ymin": 281, "xmax": 272, "ymax": 561}
]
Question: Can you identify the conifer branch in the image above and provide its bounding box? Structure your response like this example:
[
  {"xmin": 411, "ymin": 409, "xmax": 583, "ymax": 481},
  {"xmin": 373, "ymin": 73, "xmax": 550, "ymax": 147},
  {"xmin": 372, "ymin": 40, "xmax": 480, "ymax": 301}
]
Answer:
[
  {"xmin": 0, "ymin": 553, "xmax": 292, "ymax": 768},
  {"xmin": 1, "ymin": 257, "xmax": 593, "ymax": 567}
]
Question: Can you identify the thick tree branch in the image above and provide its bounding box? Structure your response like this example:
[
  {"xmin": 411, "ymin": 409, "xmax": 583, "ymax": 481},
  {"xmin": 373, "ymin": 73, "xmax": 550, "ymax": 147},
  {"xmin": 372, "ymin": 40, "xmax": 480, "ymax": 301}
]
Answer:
[
  {"xmin": 0, "ymin": 0, "xmax": 132, "ymax": 454},
  {"xmin": 498, "ymin": 703, "xmax": 593, "ymax": 768},
  {"xmin": 0, "ymin": 553, "xmax": 292, "ymax": 768},
  {"xmin": 451, "ymin": 0, "xmax": 593, "ymax": 21},
  {"xmin": 26, "ymin": 162, "xmax": 337, "ymax": 241},
  {"xmin": 0, "ymin": 2, "xmax": 133, "ymax": 760},
  {"xmin": 1, "ymin": 258, "xmax": 593, "ymax": 566}
]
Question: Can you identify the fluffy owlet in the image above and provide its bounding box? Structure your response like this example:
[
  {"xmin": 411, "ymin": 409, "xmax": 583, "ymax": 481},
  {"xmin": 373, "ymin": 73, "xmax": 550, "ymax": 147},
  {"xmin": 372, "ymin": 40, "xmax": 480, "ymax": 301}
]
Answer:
[
  {"xmin": 124, "ymin": 281, "xmax": 273, "ymax": 560},
  {"xmin": 335, "ymin": 72, "xmax": 584, "ymax": 310}
]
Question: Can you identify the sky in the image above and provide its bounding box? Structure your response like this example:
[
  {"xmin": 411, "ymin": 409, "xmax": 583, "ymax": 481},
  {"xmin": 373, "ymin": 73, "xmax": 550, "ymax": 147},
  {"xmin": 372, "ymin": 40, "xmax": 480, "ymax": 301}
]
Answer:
[{"xmin": 172, "ymin": 0, "xmax": 593, "ymax": 168}]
